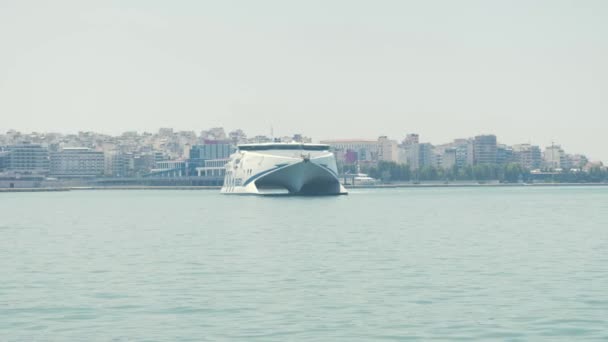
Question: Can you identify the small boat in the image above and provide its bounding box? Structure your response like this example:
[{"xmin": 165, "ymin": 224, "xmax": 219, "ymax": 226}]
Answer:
[{"xmin": 352, "ymin": 173, "xmax": 379, "ymax": 185}]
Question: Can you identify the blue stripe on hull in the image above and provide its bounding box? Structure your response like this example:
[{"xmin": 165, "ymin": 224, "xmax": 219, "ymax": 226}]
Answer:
[{"xmin": 243, "ymin": 164, "xmax": 289, "ymax": 186}]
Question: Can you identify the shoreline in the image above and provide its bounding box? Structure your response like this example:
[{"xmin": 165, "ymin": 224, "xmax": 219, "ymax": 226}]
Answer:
[
  {"xmin": 347, "ymin": 182, "xmax": 608, "ymax": 189},
  {"xmin": 2, "ymin": 182, "xmax": 608, "ymax": 193}
]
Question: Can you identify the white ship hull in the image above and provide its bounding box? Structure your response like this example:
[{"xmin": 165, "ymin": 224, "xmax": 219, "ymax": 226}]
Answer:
[{"xmin": 221, "ymin": 144, "xmax": 347, "ymax": 196}]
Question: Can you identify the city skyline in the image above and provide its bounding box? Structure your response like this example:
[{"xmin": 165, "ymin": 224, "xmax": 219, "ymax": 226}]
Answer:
[
  {"xmin": 3, "ymin": 127, "xmax": 607, "ymax": 186},
  {"xmin": 0, "ymin": 127, "xmax": 602, "ymax": 167},
  {"xmin": 0, "ymin": 126, "xmax": 604, "ymax": 163}
]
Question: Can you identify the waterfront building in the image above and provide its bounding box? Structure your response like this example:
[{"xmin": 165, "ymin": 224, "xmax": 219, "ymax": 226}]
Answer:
[
  {"xmin": 474, "ymin": 135, "xmax": 497, "ymax": 165},
  {"xmin": 403, "ymin": 143, "xmax": 435, "ymax": 170},
  {"xmin": 103, "ymin": 152, "xmax": 156, "ymax": 177},
  {"xmin": 496, "ymin": 144, "xmax": 513, "ymax": 165},
  {"xmin": 195, "ymin": 158, "xmax": 230, "ymax": 177},
  {"xmin": 543, "ymin": 145, "xmax": 566, "ymax": 170},
  {"xmin": 403, "ymin": 144, "xmax": 419, "ymax": 169},
  {"xmin": 512, "ymin": 144, "xmax": 542, "ymax": 169},
  {"xmin": 452, "ymin": 139, "xmax": 474, "ymax": 167},
  {"xmin": 440, "ymin": 148, "xmax": 457, "ymax": 169},
  {"xmin": 189, "ymin": 140, "xmax": 234, "ymax": 169},
  {"xmin": 104, "ymin": 151, "xmax": 126, "ymax": 177},
  {"xmin": 419, "ymin": 143, "xmax": 436, "ymax": 169},
  {"xmin": 0, "ymin": 151, "xmax": 8, "ymax": 171},
  {"xmin": 6, "ymin": 143, "xmax": 50, "ymax": 174},
  {"xmin": 50, "ymin": 147, "xmax": 104, "ymax": 178},
  {"xmin": 154, "ymin": 151, "xmax": 168, "ymax": 164},
  {"xmin": 377, "ymin": 136, "xmax": 399, "ymax": 163},
  {"xmin": 320, "ymin": 139, "xmax": 378, "ymax": 165},
  {"xmin": 433, "ymin": 144, "xmax": 456, "ymax": 170},
  {"xmin": 104, "ymin": 151, "xmax": 150, "ymax": 177},
  {"xmin": 133, "ymin": 153, "xmax": 157, "ymax": 175},
  {"xmin": 151, "ymin": 160, "xmax": 188, "ymax": 177}
]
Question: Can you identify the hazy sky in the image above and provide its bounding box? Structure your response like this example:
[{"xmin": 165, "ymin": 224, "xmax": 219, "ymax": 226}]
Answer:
[{"xmin": 1, "ymin": 1, "xmax": 607, "ymax": 160}]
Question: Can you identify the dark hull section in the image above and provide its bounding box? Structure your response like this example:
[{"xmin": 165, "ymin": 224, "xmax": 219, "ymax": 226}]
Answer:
[{"xmin": 254, "ymin": 161, "xmax": 347, "ymax": 196}]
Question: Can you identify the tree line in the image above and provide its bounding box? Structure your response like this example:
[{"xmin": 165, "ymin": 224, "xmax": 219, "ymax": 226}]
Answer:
[{"xmin": 343, "ymin": 161, "xmax": 608, "ymax": 183}]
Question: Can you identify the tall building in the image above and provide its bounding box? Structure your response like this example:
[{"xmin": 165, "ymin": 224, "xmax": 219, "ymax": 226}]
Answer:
[
  {"xmin": 434, "ymin": 143, "xmax": 458, "ymax": 170},
  {"xmin": 440, "ymin": 148, "xmax": 457, "ymax": 169},
  {"xmin": 104, "ymin": 151, "xmax": 126, "ymax": 177},
  {"xmin": 403, "ymin": 144, "xmax": 419, "ymax": 169},
  {"xmin": 0, "ymin": 151, "xmax": 9, "ymax": 171},
  {"xmin": 544, "ymin": 145, "xmax": 566, "ymax": 169},
  {"xmin": 496, "ymin": 144, "xmax": 513, "ymax": 165},
  {"xmin": 474, "ymin": 135, "xmax": 497, "ymax": 165},
  {"xmin": 6, "ymin": 143, "xmax": 50, "ymax": 174},
  {"xmin": 419, "ymin": 143, "xmax": 436, "ymax": 168},
  {"xmin": 452, "ymin": 139, "xmax": 474, "ymax": 167},
  {"xmin": 133, "ymin": 153, "xmax": 157, "ymax": 175},
  {"xmin": 400, "ymin": 133, "xmax": 420, "ymax": 166},
  {"xmin": 50, "ymin": 147, "xmax": 105, "ymax": 177},
  {"xmin": 512, "ymin": 144, "xmax": 542, "ymax": 169},
  {"xmin": 377, "ymin": 136, "xmax": 399, "ymax": 163},
  {"xmin": 189, "ymin": 140, "xmax": 234, "ymax": 168},
  {"xmin": 403, "ymin": 143, "xmax": 435, "ymax": 169}
]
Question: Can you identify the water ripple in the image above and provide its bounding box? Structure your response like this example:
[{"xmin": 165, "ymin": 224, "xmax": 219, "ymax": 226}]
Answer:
[{"xmin": 1, "ymin": 188, "xmax": 607, "ymax": 340}]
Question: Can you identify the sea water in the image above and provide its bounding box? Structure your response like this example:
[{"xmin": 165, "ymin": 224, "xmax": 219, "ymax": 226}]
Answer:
[{"xmin": 1, "ymin": 187, "xmax": 607, "ymax": 340}]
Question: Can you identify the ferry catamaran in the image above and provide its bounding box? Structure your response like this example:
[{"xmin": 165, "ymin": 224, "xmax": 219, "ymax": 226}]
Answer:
[{"xmin": 221, "ymin": 143, "xmax": 347, "ymax": 195}]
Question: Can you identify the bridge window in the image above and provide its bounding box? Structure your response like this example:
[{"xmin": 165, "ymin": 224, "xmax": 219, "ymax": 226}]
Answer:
[{"xmin": 238, "ymin": 144, "xmax": 329, "ymax": 151}]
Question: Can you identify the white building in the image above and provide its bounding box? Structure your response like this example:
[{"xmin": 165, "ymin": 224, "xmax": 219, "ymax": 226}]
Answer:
[
  {"xmin": 50, "ymin": 147, "xmax": 104, "ymax": 177},
  {"xmin": 377, "ymin": 136, "xmax": 399, "ymax": 163},
  {"xmin": 195, "ymin": 158, "xmax": 229, "ymax": 177},
  {"xmin": 543, "ymin": 145, "xmax": 566, "ymax": 170},
  {"xmin": 151, "ymin": 160, "xmax": 187, "ymax": 177}
]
